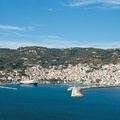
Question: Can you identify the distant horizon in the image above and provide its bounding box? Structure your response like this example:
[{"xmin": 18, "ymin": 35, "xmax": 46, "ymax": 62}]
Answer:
[{"xmin": 0, "ymin": 45, "xmax": 120, "ymax": 50}]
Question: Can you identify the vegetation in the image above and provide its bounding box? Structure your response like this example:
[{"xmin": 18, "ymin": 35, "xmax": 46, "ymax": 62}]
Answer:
[{"xmin": 0, "ymin": 46, "xmax": 120, "ymax": 70}]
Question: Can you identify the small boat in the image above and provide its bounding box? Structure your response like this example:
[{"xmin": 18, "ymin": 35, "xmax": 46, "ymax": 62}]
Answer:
[
  {"xmin": 57, "ymin": 81, "xmax": 60, "ymax": 83},
  {"xmin": 20, "ymin": 80, "xmax": 38, "ymax": 85},
  {"xmin": 67, "ymin": 87, "xmax": 74, "ymax": 91},
  {"xmin": 64, "ymin": 81, "xmax": 67, "ymax": 83}
]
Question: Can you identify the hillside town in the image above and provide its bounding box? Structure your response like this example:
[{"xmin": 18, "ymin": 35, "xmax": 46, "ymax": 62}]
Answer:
[{"xmin": 0, "ymin": 63, "xmax": 120, "ymax": 85}]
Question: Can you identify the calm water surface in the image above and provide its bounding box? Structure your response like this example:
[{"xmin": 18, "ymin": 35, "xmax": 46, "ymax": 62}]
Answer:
[{"xmin": 0, "ymin": 84, "xmax": 120, "ymax": 120}]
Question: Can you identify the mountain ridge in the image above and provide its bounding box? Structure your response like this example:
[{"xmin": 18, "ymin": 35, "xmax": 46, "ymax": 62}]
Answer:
[{"xmin": 0, "ymin": 46, "xmax": 120, "ymax": 71}]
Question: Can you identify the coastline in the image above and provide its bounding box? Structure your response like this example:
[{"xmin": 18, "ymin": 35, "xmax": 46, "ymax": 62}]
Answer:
[{"xmin": 1, "ymin": 81, "xmax": 120, "ymax": 97}]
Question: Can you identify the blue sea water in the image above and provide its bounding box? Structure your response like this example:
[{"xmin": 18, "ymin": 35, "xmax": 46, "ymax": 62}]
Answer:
[{"xmin": 0, "ymin": 84, "xmax": 120, "ymax": 120}]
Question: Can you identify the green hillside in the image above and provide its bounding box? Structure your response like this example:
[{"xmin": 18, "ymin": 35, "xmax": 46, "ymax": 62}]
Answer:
[{"xmin": 0, "ymin": 46, "xmax": 120, "ymax": 70}]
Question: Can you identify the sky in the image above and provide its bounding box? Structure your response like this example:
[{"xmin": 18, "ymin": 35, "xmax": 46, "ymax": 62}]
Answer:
[{"xmin": 0, "ymin": 0, "xmax": 120, "ymax": 49}]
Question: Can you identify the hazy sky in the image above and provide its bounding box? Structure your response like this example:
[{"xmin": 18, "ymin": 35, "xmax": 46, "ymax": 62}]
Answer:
[{"xmin": 0, "ymin": 0, "xmax": 120, "ymax": 49}]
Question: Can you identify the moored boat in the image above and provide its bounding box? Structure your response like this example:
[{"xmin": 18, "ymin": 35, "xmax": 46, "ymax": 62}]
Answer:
[
  {"xmin": 67, "ymin": 87, "xmax": 74, "ymax": 91},
  {"xmin": 20, "ymin": 80, "xmax": 38, "ymax": 85}
]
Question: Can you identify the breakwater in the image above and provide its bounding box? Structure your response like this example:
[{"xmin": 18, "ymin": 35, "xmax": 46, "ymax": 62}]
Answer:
[
  {"xmin": 71, "ymin": 85, "xmax": 120, "ymax": 97},
  {"xmin": 0, "ymin": 86, "xmax": 17, "ymax": 90}
]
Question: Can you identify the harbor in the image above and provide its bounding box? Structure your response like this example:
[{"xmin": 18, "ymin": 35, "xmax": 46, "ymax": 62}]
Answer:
[{"xmin": 0, "ymin": 84, "xmax": 120, "ymax": 120}]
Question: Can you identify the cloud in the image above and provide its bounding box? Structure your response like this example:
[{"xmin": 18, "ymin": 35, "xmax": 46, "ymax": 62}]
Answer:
[
  {"xmin": 27, "ymin": 27, "xmax": 34, "ymax": 30},
  {"xmin": 38, "ymin": 36, "xmax": 46, "ymax": 38},
  {"xmin": 0, "ymin": 25, "xmax": 34, "ymax": 38},
  {"xmin": 0, "ymin": 30, "xmax": 31, "ymax": 38},
  {"xmin": 39, "ymin": 35, "xmax": 62, "ymax": 39},
  {"xmin": 43, "ymin": 39, "xmax": 80, "ymax": 48},
  {"xmin": 42, "ymin": 8, "xmax": 54, "ymax": 11},
  {"xmin": 42, "ymin": 8, "xmax": 62, "ymax": 11},
  {"xmin": 61, "ymin": 0, "xmax": 120, "ymax": 9},
  {"xmin": 48, "ymin": 36, "xmax": 62, "ymax": 39},
  {"xmin": 12, "ymin": 32, "xmax": 31, "ymax": 37},
  {"xmin": 69, "ymin": 41, "xmax": 120, "ymax": 49},
  {"xmin": 0, "ymin": 25, "xmax": 34, "ymax": 31},
  {"xmin": 0, "ymin": 25, "xmax": 25, "ymax": 31},
  {"xmin": 110, "ymin": 5, "xmax": 120, "ymax": 9},
  {"xmin": 0, "ymin": 31, "xmax": 11, "ymax": 36},
  {"xmin": 45, "ymin": 39, "xmax": 77, "ymax": 44},
  {"xmin": 0, "ymin": 40, "xmax": 120, "ymax": 49},
  {"xmin": 86, "ymin": 41, "xmax": 120, "ymax": 49},
  {"xmin": 0, "ymin": 40, "xmax": 77, "ymax": 49},
  {"xmin": 0, "ymin": 41, "xmax": 38, "ymax": 49},
  {"xmin": 35, "ymin": 24, "xmax": 47, "ymax": 27},
  {"xmin": 43, "ymin": 39, "xmax": 120, "ymax": 49},
  {"xmin": 61, "ymin": 0, "xmax": 94, "ymax": 7},
  {"xmin": 47, "ymin": 8, "xmax": 54, "ymax": 11}
]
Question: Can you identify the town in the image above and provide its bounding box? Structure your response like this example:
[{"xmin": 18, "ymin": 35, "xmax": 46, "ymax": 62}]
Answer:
[{"xmin": 0, "ymin": 63, "xmax": 120, "ymax": 85}]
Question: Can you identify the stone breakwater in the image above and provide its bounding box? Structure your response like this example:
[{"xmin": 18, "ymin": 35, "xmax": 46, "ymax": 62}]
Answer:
[
  {"xmin": 25, "ymin": 63, "xmax": 120, "ymax": 85},
  {"xmin": 0, "ymin": 86, "xmax": 17, "ymax": 90},
  {"xmin": 71, "ymin": 87, "xmax": 85, "ymax": 97},
  {"xmin": 71, "ymin": 85, "xmax": 120, "ymax": 97}
]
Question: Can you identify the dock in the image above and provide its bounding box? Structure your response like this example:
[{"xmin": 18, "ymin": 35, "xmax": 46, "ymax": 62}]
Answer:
[
  {"xmin": 71, "ymin": 85, "xmax": 120, "ymax": 97},
  {"xmin": 0, "ymin": 86, "xmax": 17, "ymax": 90}
]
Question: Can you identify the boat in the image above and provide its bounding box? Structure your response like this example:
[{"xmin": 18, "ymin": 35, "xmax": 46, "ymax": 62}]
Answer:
[
  {"xmin": 20, "ymin": 80, "xmax": 38, "ymax": 85},
  {"xmin": 67, "ymin": 87, "xmax": 74, "ymax": 91},
  {"xmin": 64, "ymin": 80, "xmax": 67, "ymax": 83},
  {"xmin": 57, "ymin": 81, "xmax": 60, "ymax": 84}
]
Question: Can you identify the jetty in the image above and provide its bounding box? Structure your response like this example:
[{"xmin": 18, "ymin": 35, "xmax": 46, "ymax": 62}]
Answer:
[
  {"xmin": 71, "ymin": 85, "xmax": 120, "ymax": 97},
  {"xmin": 0, "ymin": 86, "xmax": 17, "ymax": 90}
]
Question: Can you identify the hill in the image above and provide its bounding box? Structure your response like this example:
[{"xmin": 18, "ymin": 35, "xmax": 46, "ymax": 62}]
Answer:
[{"xmin": 0, "ymin": 46, "xmax": 120, "ymax": 71}]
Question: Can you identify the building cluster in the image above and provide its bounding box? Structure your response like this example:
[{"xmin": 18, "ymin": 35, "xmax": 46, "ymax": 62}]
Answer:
[
  {"xmin": 0, "ymin": 63, "xmax": 120, "ymax": 85},
  {"xmin": 0, "ymin": 70, "xmax": 21, "ymax": 84},
  {"xmin": 25, "ymin": 63, "xmax": 120, "ymax": 85}
]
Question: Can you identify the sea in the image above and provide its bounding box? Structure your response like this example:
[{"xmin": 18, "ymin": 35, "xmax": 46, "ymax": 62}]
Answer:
[{"xmin": 0, "ymin": 83, "xmax": 120, "ymax": 120}]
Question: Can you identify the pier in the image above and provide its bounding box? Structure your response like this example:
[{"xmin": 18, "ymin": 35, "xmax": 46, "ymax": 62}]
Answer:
[
  {"xmin": 0, "ymin": 86, "xmax": 17, "ymax": 90},
  {"xmin": 71, "ymin": 85, "xmax": 120, "ymax": 97}
]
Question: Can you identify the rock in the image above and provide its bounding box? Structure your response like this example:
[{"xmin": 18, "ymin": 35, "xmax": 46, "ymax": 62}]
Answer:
[{"xmin": 71, "ymin": 87, "xmax": 85, "ymax": 97}]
